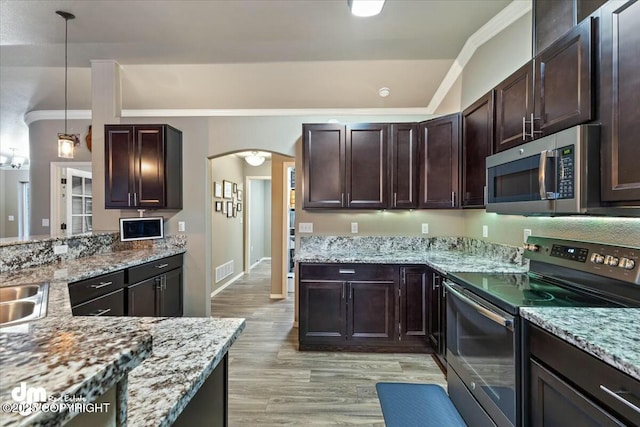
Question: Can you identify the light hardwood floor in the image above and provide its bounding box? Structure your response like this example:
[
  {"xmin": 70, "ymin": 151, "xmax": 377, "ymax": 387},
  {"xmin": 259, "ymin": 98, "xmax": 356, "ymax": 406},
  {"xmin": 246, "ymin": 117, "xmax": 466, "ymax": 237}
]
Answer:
[{"xmin": 211, "ymin": 260, "xmax": 447, "ymax": 426}]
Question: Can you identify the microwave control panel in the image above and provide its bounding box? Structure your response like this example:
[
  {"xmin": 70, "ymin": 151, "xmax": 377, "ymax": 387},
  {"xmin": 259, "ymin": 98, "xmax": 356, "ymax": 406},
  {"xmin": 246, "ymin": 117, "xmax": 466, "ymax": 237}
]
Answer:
[{"xmin": 557, "ymin": 145, "xmax": 575, "ymax": 199}]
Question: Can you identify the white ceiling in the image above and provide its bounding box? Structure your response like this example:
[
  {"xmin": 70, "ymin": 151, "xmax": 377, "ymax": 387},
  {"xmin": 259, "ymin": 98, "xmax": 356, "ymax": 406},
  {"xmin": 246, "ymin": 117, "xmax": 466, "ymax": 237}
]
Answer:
[{"xmin": 0, "ymin": 0, "xmax": 514, "ymax": 164}]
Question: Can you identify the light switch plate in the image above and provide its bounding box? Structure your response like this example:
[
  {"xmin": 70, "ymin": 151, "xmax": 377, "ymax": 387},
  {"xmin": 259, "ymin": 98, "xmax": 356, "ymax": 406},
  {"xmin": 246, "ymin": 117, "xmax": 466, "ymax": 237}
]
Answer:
[
  {"xmin": 482, "ymin": 225, "xmax": 489, "ymax": 238},
  {"xmin": 8, "ymin": 215, "xmax": 14, "ymax": 221},
  {"xmin": 178, "ymin": 221, "xmax": 185, "ymax": 232},
  {"xmin": 351, "ymin": 222, "xmax": 358, "ymax": 233},
  {"xmin": 421, "ymin": 223, "xmax": 429, "ymax": 234},
  {"xmin": 299, "ymin": 222, "xmax": 313, "ymax": 233},
  {"xmin": 524, "ymin": 228, "xmax": 532, "ymax": 243},
  {"xmin": 42, "ymin": 218, "xmax": 49, "ymax": 227}
]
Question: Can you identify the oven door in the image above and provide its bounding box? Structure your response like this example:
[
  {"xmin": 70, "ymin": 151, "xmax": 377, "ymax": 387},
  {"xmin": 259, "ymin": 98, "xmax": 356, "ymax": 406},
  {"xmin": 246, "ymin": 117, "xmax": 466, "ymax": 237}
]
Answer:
[{"xmin": 445, "ymin": 281, "xmax": 518, "ymax": 427}]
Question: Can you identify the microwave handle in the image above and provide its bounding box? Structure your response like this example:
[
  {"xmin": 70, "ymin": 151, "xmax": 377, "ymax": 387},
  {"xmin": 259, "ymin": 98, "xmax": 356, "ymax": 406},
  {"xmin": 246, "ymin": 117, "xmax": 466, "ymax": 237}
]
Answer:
[{"xmin": 539, "ymin": 149, "xmax": 558, "ymax": 200}]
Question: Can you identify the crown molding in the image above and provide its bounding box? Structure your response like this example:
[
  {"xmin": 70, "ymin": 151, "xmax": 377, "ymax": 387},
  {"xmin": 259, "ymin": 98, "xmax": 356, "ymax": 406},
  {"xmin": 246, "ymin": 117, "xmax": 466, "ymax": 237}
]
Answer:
[
  {"xmin": 426, "ymin": 0, "xmax": 532, "ymax": 113},
  {"xmin": 25, "ymin": 107, "xmax": 433, "ymax": 125}
]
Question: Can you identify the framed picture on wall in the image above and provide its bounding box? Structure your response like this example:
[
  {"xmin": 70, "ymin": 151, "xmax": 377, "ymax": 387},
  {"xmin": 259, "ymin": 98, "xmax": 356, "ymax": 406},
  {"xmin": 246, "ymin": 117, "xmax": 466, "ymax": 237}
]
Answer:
[
  {"xmin": 233, "ymin": 183, "xmax": 238, "ymax": 193},
  {"xmin": 237, "ymin": 190, "xmax": 243, "ymax": 202},
  {"xmin": 226, "ymin": 201, "xmax": 234, "ymax": 217},
  {"xmin": 223, "ymin": 180, "xmax": 233, "ymax": 199},
  {"xmin": 215, "ymin": 201, "xmax": 222, "ymax": 212},
  {"xmin": 232, "ymin": 206, "xmax": 237, "ymax": 217},
  {"xmin": 214, "ymin": 182, "xmax": 222, "ymax": 198},
  {"xmin": 237, "ymin": 203, "xmax": 242, "ymax": 212},
  {"xmin": 222, "ymin": 200, "xmax": 227, "ymax": 214}
]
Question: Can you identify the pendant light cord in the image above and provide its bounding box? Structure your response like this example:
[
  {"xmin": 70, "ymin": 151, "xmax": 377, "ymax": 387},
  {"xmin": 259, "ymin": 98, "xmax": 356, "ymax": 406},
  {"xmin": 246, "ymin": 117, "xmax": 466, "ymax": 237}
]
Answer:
[{"xmin": 64, "ymin": 16, "xmax": 68, "ymax": 135}]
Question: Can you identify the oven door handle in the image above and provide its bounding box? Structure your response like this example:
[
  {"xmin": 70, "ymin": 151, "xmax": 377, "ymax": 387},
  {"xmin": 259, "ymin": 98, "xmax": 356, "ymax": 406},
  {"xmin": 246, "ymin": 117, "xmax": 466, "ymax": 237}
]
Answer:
[{"xmin": 445, "ymin": 282, "xmax": 514, "ymax": 331}]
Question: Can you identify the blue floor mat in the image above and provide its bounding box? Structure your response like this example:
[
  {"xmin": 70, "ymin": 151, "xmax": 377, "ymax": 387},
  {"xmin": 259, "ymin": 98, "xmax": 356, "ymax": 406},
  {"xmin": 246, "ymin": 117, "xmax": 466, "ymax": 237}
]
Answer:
[{"xmin": 376, "ymin": 382, "xmax": 467, "ymax": 427}]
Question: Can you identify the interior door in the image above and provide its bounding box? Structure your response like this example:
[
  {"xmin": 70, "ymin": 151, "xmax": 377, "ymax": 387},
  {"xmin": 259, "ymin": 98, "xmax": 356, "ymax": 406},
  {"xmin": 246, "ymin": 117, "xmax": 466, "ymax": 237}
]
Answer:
[{"xmin": 66, "ymin": 168, "xmax": 93, "ymax": 235}]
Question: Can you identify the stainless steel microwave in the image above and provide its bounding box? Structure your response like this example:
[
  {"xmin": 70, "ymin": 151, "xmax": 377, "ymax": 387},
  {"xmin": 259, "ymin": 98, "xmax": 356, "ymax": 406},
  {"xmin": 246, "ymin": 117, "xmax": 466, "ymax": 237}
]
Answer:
[
  {"xmin": 486, "ymin": 125, "xmax": 601, "ymax": 215},
  {"xmin": 119, "ymin": 217, "xmax": 164, "ymax": 241}
]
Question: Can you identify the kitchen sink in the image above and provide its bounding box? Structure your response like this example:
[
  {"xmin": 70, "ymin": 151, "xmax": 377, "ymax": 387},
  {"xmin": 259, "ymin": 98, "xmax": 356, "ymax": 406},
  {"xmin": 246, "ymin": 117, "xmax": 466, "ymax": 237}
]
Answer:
[{"xmin": 0, "ymin": 283, "xmax": 49, "ymax": 327}]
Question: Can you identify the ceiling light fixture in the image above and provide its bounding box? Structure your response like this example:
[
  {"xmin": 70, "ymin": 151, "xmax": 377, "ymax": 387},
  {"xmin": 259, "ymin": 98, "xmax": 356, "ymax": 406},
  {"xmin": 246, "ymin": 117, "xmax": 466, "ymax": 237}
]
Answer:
[
  {"xmin": 245, "ymin": 151, "xmax": 266, "ymax": 167},
  {"xmin": 56, "ymin": 10, "xmax": 78, "ymax": 159},
  {"xmin": 378, "ymin": 87, "xmax": 390, "ymax": 97},
  {"xmin": 348, "ymin": 0, "xmax": 386, "ymax": 17}
]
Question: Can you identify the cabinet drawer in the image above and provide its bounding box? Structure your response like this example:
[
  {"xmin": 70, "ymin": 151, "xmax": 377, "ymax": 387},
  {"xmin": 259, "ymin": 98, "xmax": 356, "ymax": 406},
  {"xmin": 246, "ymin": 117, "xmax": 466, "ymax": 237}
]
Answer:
[
  {"xmin": 528, "ymin": 323, "xmax": 640, "ymax": 425},
  {"xmin": 68, "ymin": 270, "xmax": 125, "ymax": 305},
  {"xmin": 299, "ymin": 263, "xmax": 396, "ymax": 281},
  {"xmin": 72, "ymin": 288, "xmax": 125, "ymax": 316},
  {"xmin": 127, "ymin": 254, "xmax": 183, "ymax": 284}
]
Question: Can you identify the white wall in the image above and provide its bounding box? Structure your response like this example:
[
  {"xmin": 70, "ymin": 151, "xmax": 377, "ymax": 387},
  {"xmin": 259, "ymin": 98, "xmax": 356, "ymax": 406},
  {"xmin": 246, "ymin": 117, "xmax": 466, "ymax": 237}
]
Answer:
[{"xmin": 0, "ymin": 169, "xmax": 30, "ymax": 238}]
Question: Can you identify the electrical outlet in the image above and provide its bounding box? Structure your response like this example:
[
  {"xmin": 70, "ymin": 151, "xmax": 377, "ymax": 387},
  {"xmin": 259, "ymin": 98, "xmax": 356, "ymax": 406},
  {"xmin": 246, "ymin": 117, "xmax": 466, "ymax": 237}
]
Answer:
[
  {"xmin": 8, "ymin": 215, "xmax": 14, "ymax": 221},
  {"xmin": 178, "ymin": 221, "xmax": 186, "ymax": 232},
  {"xmin": 299, "ymin": 222, "xmax": 313, "ymax": 233},
  {"xmin": 421, "ymin": 223, "xmax": 429, "ymax": 234},
  {"xmin": 42, "ymin": 218, "xmax": 49, "ymax": 227},
  {"xmin": 53, "ymin": 244, "xmax": 68, "ymax": 255},
  {"xmin": 482, "ymin": 225, "xmax": 489, "ymax": 238},
  {"xmin": 524, "ymin": 228, "xmax": 532, "ymax": 243},
  {"xmin": 351, "ymin": 222, "xmax": 358, "ymax": 233}
]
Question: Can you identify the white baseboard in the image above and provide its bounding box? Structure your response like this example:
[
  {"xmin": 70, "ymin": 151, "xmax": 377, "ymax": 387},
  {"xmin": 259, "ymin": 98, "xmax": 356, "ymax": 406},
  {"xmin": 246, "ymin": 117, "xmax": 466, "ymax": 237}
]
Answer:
[
  {"xmin": 210, "ymin": 272, "xmax": 245, "ymax": 297},
  {"xmin": 248, "ymin": 257, "xmax": 272, "ymax": 271}
]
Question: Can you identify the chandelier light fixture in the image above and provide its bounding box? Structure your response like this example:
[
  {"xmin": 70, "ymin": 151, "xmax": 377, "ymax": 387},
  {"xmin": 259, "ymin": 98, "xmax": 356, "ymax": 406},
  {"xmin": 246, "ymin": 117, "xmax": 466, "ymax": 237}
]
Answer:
[
  {"xmin": 245, "ymin": 151, "xmax": 266, "ymax": 166},
  {"xmin": 56, "ymin": 10, "xmax": 78, "ymax": 159},
  {"xmin": 348, "ymin": 0, "xmax": 386, "ymax": 17}
]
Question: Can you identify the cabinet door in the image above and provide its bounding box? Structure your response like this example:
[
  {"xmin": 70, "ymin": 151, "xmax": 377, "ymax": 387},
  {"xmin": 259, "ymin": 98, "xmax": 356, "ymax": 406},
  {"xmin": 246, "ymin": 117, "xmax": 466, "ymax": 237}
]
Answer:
[
  {"xmin": 462, "ymin": 91, "xmax": 494, "ymax": 208},
  {"xmin": 419, "ymin": 113, "xmax": 461, "ymax": 208},
  {"xmin": 72, "ymin": 288, "xmax": 125, "ymax": 316},
  {"xmin": 135, "ymin": 126, "xmax": 166, "ymax": 207},
  {"xmin": 495, "ymin": 61, "xmax": 535, "ymax": 152},
  {"xmin": 105, "ymin": 125, "xmax": 135, "ymax": 208},
  {"xmin": 390, "ymin": 123, "xmax": 419, "ymax": 208},
  {"xmin": 399, "ymin": 267, "xmax": 427, "ymax": 342},
  {"xmin": 535, "ymin": 17, "xmax": 594, "ymax": 137},
  {"xmin": 347, "ymin": 280, "xmax": 396, "ymax": 343},
  {"xmin": 128, "ymin": 277, "xmax": 159, "ymax": 316},
  {"xmin": 299, "ymin": 280, "xmax": 346, "ymax": 344},
  {"xmin": 427, "ymin": 271, "xmax": 442, "ymax": 352},
  {"xmin": 529, "ymin": 359, "xmax": 626, "ymax": 427},
  {"xmin": 599, "ymin": 0, "xmax": 640, "ymax": 203},
  {"xmin": 302, "ymin": 124, "xmax": 345, "ymax": 208},
  {"xmin": 160, "ymin": 268, "xmax": 183, "ymax": 317},
  {"xmin": 346, "ymin": 123, "xmax": 389, "ymax": 209}
]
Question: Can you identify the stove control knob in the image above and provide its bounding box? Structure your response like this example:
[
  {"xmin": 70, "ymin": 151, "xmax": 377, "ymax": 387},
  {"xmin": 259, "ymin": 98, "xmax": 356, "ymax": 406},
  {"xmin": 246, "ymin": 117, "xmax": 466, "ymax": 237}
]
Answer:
[
  {"xmin": 605, "ymin": 255, "xmax": 619, "ymax": 267},
  {"xmin": 590, "ymin": 253, "xmax": 605, "ymax": 264},
  {"xmin": 619, "ymin": 258, "xmax": 636, "ymax": 270}
]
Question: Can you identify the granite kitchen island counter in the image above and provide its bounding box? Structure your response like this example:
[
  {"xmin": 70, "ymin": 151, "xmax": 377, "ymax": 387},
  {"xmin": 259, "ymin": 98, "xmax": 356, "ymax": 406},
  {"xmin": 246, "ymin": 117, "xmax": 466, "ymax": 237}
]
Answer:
[
  {"xmin": 0, "ymin": 246, "xmax": 245, "ymax": 427},
  {"xmin": 520, "ymin": 307, "xmax": 640, "ymax": 381}
]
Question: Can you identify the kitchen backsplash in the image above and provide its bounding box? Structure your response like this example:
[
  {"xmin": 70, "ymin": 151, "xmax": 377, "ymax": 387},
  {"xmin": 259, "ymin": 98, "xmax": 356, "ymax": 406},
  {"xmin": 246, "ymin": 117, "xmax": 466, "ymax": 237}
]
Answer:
[
  {"xmin": 299, "ymin": 235, "xmax": 526, "ymax": 265},
  {"xmin": 0, "ymin": 233, "xmax": 186, "ymax": 273}
]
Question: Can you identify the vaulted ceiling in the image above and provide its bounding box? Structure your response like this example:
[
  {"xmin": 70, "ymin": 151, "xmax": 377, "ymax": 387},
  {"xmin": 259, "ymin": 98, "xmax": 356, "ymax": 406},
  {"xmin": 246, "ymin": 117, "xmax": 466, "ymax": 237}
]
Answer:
[{"xmin": 1, "ymin": 0, "xmax": 515, "ymax": 163}]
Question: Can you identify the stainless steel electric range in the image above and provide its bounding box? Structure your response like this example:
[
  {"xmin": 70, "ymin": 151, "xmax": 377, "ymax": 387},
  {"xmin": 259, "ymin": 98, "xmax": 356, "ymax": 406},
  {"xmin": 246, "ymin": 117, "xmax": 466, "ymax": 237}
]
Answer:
[{"xmin": 444, "ymin": 236, "xmax": 640, "ymax": 427}]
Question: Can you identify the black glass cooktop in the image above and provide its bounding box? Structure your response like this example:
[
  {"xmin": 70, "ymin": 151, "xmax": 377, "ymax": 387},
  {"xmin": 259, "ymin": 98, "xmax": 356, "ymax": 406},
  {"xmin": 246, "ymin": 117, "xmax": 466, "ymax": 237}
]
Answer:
[{"xmin": 448, "ymin": 272, "xmax": 622, "ymax": 315}]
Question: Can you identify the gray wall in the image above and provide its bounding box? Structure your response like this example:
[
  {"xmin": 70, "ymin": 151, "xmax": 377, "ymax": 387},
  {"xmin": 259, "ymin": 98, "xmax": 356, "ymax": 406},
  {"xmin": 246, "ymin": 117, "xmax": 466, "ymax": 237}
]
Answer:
[
  {"xmin": 28, "ymin": 119, "xmax": 92, "ymax": 236},
  {"xmin": 248, "ymin": 179, "xmax": 272, "ymax": 265},
  {"xmin": 0, "ymin": 169, "xmax": 30, "ymax": 238}
]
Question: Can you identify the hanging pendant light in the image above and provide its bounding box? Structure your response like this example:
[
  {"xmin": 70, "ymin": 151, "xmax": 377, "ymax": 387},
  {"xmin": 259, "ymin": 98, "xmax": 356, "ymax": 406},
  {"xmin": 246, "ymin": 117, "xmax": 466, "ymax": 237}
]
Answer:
[{"xmin": 56, "ymin": 10, "xmax": 77, "ymax": 159}]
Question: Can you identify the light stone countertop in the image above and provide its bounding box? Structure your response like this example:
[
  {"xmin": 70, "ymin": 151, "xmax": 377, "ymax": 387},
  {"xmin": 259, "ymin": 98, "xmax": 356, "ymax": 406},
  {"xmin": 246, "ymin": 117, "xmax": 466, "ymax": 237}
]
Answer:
[
  {"xmin": 0, "ymin": 248, "xmax": 245, "ymax": 427},
  {"xmin": 520, "ymin": 307, "xmax": 640, "ymax": 381}
]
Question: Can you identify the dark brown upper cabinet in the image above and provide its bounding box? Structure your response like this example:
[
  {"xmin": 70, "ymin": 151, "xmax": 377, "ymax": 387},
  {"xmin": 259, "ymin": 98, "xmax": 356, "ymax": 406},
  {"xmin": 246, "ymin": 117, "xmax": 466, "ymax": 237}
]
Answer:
[
  {"xmin": 302, "ymin": 123, "xmax": 388, "ymax": 209},
  {"xmin": 419, "ymin": 113, "xmax": 461, "ymax": 209},
  {"xmin": 494, "ymin": 17, "xmax": 594, "ymax": 153},
  {"xmin": 534, "ymin": 17, "xmax": 594, "ymax": 137},
  {"xmin": 390, "ymin": 123, "xmax": 419, "ymax": 209},
  {"xmin": 533, "ymin": 0, "xmax": 606, "ymax": 54},
  {"xmin": 105, "ymin": 124, "xmax": 182, "ymax": 209},
  {"xmin": 494, "ymin": 61, "xmax": 535, "ymax": 152},
  {"xmin": 462, "ymin": 91, "xmax": 494, "ymax": 208},
  {"xmin": 302, "ymin": 124, "xmax": 345, "ymax": 209},
  {"xmin": 599, "ymin": 0, "xmax": 640, "ymax": 203}
]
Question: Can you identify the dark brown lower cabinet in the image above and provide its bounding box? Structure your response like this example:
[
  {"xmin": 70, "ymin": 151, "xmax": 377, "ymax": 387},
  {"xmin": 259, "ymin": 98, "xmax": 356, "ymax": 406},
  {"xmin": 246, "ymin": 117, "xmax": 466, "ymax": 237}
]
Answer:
[
  {"xmin": 427, "ymin": 270, "xmax": 446, "ymax": 368},
  {"xmin": 526, "ymin": 322, "xmax": 639, "ymax": 426},
  {"xmin": 128, "ymin": 266, "xmax": 183, "ymax": 317},
  {"xmin": 299, "ymin": 263, "xmax": 430, "ymax": 352},
  {"xmin": 72, "ymin": 289, "xmax": 125, "ymax": 316}
]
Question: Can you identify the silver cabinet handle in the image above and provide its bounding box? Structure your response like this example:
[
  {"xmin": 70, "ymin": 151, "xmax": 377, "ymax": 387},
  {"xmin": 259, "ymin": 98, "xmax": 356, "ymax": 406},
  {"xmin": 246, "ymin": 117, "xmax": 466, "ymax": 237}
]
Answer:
[
  {"xmin": 128, "ymin": 192, "xmax": 131, "ymax": 207},
  {"xmin": 529, "ymin": 113, "xmax": 543, "ymax": 138},
  {"xmin": 451, "ymin": 191, "xmax": 455, "ymax": 207},
  {"xmin": 90, "ymin": 281, "xmax": 113, "ymax": 289},
  {"xmin": 432, "ymin": 273, "xmax": 440, "ymax": 290},
  {"xmin": 341, "ymin": 283, "xmax": 345, "ymax": 300},
  {"xmin": 599, "ymin": 385, "xmax": 640, "ymax": 414},
  {"xmin": 341, "ymin": 193, "xmax": 344, "ymax": 207},
  {"xmin": 394, "ymin": 192, "xmax": 397, "ymax": 207},
  {"xmin": 134, "ymin": 193, "xmax": 138, "ymax": 205},
  {"xmin": 89, "ymin": 308, "xmax": 111, "ymax": 316},
  {"xmin": 347, "ymin": 193, "xmax": 350, "ymax": 207},
  {"xmin": 522, "ymin": 116, "xmax": 527, "ymax": 141},
  {"xmin": 155, "ymin": 263, "xmax": 169, "ymax": 269},
  {"xmin": 339, "ymin": 269, "xmax": 355, "ymax": 274}
]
